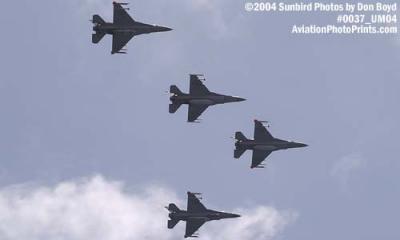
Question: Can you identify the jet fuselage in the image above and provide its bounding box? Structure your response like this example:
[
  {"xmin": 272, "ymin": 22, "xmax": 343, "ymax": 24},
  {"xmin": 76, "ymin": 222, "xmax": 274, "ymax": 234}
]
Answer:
[
  {"xmin": 169, "ymin": 210, "xmax": 240, "ymax": 222},
  {"xmin": 170, "ymin": 94, "xmax": 245, "ymax": 106},
  {"xmin": 236, "ymin": 139, "xmax": 308, "ymax": 152},
  {"xmin": 93, "ymin": 22, "xmax": 172, "ymax": 36}
]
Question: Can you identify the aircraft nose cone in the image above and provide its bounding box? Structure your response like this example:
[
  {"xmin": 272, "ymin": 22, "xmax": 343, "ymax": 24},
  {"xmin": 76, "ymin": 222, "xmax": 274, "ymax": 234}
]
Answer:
[
  {"xmin": 288, "ymin": 142, "xmax": 308, "ymax": 149},
  {"xmin": 158, "ymin": 26, "xmax": 173, "ymax": 32},
  {"xmin": 228, "ymin": 96, "xmax": 246, "ymax": 102},
  {"xmin": 224, "ymin": 213, "xmax": 241, "ymax": 218},
  {"xmin": 293, "ymin": 142, "xmax": 308, "ymax": 148}
]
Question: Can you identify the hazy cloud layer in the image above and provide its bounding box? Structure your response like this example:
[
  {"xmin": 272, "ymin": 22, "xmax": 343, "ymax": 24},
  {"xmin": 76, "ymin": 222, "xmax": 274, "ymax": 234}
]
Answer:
[
  {"xmin": 0, "ymin": 176, "xmax": 296, "ymax": 240},
  {"xmin": 331, "ymin": 153, "xmax": 365, "ymax": 187}
]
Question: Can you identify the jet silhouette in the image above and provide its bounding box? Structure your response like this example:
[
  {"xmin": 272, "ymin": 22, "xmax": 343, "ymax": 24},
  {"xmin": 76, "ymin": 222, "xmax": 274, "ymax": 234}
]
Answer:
[
  {"xmin": 92, "ymin": 2, "xmax": 172, "ymax": 54},
  {"xmin": 235, "ymin": 120, "xmax": 308, "ymax": 168},
  {"xmin": 167, "ymin": 192, "xmax": 240, "ymax": 238},
  {"xmin": 169, "ymin": 74, "xmax": 246, "ymax": 122}
]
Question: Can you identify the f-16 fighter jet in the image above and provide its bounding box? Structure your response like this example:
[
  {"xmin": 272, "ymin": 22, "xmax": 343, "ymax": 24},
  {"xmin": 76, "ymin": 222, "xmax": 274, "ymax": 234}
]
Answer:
[
  {"xmin": 166, "ymin": 192, "xmax": 240, "ymax": 238},
  {"xmin": 235, "ymin": 120, "xmax": 308, "ymax": 169},
  {"xmin": 169, "ymin": 74, "xmax": 246, "ymax": 122},
  {"xmin": 91, "ymin": 2, "xmax": 172, "ymax": 54}
]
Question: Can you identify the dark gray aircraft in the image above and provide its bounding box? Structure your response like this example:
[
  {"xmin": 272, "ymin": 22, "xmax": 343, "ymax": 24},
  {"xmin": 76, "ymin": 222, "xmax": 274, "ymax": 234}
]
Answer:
[
  {"xmin": 91, "ymin": 2, "xmax": 172, "ymax": 54},
  {"xmin": 235, "ymin": 120, "xmax": 308, "ymax": 168},
  {"xmin": 166, "ymin": 192, "xmax": 240, "ymax": 238},
  {"xmin": 169, "ymin": 74, "xmax": 246, "ymax": 122}
]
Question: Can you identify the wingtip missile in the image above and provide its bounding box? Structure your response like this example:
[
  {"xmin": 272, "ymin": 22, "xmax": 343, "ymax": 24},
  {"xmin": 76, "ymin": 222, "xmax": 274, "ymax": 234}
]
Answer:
[
  {"xmin": 111, "ymin": 49, "xmax": 128, "ymax": 54},
  {"xmin": 254, "ymin": 119, "xmax": 271, "ymax": 127},
  {"xmin": 113, "ymin": 1, "xmax": 129, "ymax": 5},
  {"xmin": 193, "ymin": 194, "xmax": 202, "ymax": 199},
  {"xmin": 189, "ymin": 119, "xmax": 202, "ymax": 124},
  {"xmin": 190, "ymin": 74, "xmax": 206, "ymax": 81},
  {"xmin": 188, "ymin": 192, "xmax": 203, "ymax": 199},
  {"xmin": 113, "ymin": 1, "xmax": 130, "ymax": 10},
  {"xmin": 251, "ymin": 163, "xmax": 266, "ymax": 169},
  {"xmin": 185, "ymin": 235, "xmax": 199, "ymax": 238}
]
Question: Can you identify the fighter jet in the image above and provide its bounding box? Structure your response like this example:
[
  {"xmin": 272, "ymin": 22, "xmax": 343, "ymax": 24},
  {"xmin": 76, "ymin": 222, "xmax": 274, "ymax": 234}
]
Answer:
[
  {"xmin": 91, "ymin": 2, "xmax": 172, "ymax": 54},
  {"xmin": 166, "ymin": 192, "xmax": 240, "ymax": 238},
  {"xmin": 235, "ymin": 120, "xmax": 308, "ymax": 168},
  {"xmin": 169, "ymin": 74, "xmax": 246, "ymax": 122}
]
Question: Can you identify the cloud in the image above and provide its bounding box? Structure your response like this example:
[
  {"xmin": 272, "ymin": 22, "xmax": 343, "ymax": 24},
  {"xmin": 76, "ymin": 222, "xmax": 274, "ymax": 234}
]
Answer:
[
  {"xmin": 184, "ymin": 0, "xmax": 229, "ymax": 37},
  {"xmin": 200, "ymin": 206, "xmax": 297, "ymax": 240},
  {"xmin": 330, "ymin": 153, "xmax": 366, "ymax": 186},
  {"xmin": 75, "ymin": 0, "xmax": 112, "ymax": 19},
  {"xmin": 0, "ymin": 176, "xmax": 296, "ymax": 240}
]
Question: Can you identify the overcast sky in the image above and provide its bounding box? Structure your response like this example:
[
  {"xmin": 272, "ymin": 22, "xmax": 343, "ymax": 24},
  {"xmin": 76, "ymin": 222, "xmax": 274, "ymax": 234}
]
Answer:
[{"xmin": 0, "ymin": 0, "xmax": 399, "ymax": 239}]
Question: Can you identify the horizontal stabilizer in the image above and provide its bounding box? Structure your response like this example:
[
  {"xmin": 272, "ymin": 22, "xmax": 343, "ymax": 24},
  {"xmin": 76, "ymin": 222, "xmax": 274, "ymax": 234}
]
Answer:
[
  {"xmin": 92, "ymin": 32, "xmax": 106, "ymax": 44},
  {"xmin": 92, "ymin": 14, "xmax": 105, "ymax": 24},
  {"xmin": 235, "ymin": 132, "xmax": 248, "ymax": 141},
  {"xmin": 169, "ymin": 103, "xmax": 182, "ymax": 113},
  {"xmin": 168, "ymin": 219, "xmax": 180, "ymax": 229},
  {"xmin": 234, "ymin": 148, "xmax": 246, "ymax": 159},
  {"xmin": 168, "ymin": 203, "xmax": 181, "ymax": 213},
  {"xmin": 170, "ymin": 85, "xmax": 183, "ymax": 95}
]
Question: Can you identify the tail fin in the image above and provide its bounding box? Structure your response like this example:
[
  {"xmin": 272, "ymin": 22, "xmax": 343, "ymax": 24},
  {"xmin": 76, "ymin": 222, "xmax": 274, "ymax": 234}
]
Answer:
[
  {"xmin": 92, "ymin": 15, "xmax": 106, "ymax": 44},
  {"xmin": 92, "ymin": 14, "xmax": 105, "ymax": 25},
  {"xmin": 234, "ymin": 148, "xmax": 246, "ymax": 159},
  {"xmin": 235, "ymin": 132, "xmax": 248, "ymax": 141},
  {"xmin": 168, "ymin": 219, "xmax": 180, "ymax": 229},
  {"xmin": 169, "ymin": 103, "xmax": 182, "ymax": 113},
  {"xmin": 170, "ymin": 85, "xmax": 183, "ymax": 95},
  {"xmin": 234, "ymin": 132, "xmax": 247, "ymax": 158}
]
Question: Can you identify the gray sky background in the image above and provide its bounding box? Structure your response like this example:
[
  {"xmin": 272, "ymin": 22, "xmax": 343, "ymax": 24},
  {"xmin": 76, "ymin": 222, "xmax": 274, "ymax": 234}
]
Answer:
[{"xmin": 0, "ymin": 0, "xmax": 399, "ymax": 239}]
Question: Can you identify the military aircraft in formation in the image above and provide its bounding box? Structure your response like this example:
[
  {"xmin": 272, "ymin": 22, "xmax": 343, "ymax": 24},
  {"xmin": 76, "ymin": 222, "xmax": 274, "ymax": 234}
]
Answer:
[
  {"xmin": 235, "ymin": 120, "xmax": 308, "ymax": 168},
  {"xmin": 92, "ymin": 1, "xmax": 172, "ymax": 54},
  {"xmin": 169, "ymin": 74, "xmax": 246, "ymax": 122},
  {"xmin": 166, "ymin": 192, "xmax": 241, "ymax": 238},
  {"xmin": 90, "ymin": 3, "xmax": 308, "ymax": 238}
]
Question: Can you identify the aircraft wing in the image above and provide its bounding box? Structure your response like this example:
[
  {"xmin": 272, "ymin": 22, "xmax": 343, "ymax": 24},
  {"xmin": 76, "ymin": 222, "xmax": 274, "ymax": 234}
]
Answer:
[
  {"xmin": 189, "ymin": 75, "xmax": 210, "ymax": 96},
  {"xmin": 188, "ymin": 105, "xmax": 209, "ymax": 122},
  {"xmin": 113, "ymin": 2, "xmax": 135, "ymax": 25},
  {"xmin": 254, "ymin": 120, "xmax": 273, "ymax": 141},
  {"xmin": 187, "ymin": 192, "xmax": 207, "ymax": 212},
  {"xmin": 185, "ymin": 219, "xmax": 206, "ymax": 238},
  {"xmin": 112, "ymin": 32, "xmax": 135, "ymax": 53},
  {"xmin": 251, "ymin": 150, "xmax": 272, "ymax": 168}
]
